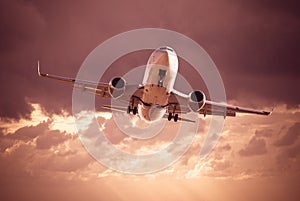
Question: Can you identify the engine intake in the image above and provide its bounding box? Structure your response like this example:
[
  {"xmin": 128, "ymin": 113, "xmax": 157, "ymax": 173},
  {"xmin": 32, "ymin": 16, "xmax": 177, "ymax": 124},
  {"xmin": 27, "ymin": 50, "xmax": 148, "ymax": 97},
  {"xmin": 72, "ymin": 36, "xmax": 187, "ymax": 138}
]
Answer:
[
  {"xmin": 109, "ymin": 77, "xmax": 126, "ymax": 98},
  {"xmin": 188, "ymin": 90, "xmax": 206, "ymax": 112}
]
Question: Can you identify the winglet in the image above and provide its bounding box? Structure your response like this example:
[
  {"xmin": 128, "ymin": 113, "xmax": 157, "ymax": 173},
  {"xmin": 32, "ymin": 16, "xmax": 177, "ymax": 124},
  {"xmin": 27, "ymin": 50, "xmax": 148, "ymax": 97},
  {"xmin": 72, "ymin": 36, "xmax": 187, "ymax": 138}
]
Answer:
[
  {"xmin": 37, "ymin": 61, "xmax": 47, "ymax": 77},
  {"xmin": 263, "ymin": 106, "xmax": 274, "ymax": 116},
  {"xmin": 37, "ymin": 60, "xmax": 41, "ymax": 76},
  {"xmin": 270, "ymin": 105, "xmax": 275, "ymax": 115}
]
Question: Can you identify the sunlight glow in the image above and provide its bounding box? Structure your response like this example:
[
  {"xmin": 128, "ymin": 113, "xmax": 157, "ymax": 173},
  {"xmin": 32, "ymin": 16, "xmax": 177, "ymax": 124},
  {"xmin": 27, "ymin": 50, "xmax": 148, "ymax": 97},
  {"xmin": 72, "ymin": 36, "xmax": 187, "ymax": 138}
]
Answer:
[{"xmin": 50, "ymin": 112, "xmax": 77, "ymax": 135}]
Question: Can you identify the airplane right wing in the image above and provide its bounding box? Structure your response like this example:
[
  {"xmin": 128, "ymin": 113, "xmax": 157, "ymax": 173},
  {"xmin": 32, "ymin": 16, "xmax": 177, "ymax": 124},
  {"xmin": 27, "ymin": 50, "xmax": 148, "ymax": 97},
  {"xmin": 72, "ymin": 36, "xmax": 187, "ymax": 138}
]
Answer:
[{"xmin": 38, "ymin": 61, "xmax": 113, "ymax": 97}]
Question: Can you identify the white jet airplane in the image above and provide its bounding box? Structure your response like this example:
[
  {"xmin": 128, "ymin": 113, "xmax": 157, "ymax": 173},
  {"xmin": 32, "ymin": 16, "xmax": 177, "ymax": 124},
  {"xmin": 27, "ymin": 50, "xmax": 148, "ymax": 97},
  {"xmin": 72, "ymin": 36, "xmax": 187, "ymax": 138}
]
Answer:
[{"xmin": 38, "ymin": 46, "xmax": 271, "ymax": 123}]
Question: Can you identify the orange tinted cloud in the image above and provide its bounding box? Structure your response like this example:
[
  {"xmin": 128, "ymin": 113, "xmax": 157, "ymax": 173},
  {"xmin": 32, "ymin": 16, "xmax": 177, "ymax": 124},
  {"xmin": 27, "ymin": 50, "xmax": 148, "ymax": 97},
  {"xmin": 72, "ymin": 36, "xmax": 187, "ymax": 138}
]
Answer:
[{"xmin": 0, "ymin": 102, "xmax": 300, "ymax": 200}]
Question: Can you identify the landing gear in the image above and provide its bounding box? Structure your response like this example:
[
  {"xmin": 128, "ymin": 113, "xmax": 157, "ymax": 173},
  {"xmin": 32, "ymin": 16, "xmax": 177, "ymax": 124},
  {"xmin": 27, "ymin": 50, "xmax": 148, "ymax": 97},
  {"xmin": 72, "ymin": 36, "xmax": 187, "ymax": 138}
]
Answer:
[
  {"xmin": 127, "ymin": 105, "xmax": 138, "ymax": 115},
  {"xmin": 132, "ymin": 106, "xmax": 137, "ymax": 115},
  {"xmin": 174, "ymin": 114, "xmax": 178, "ymax": 122},
  {"xmin": 127, "ymin": 106, "xmax": 131, "ymax": 114},
  {"xmin": 127, "ymin": 97, "xmax": 138, "ymax": 115},
  {"xmin": 167, "ymin": 104, "xmax": 179, "ymax": 122},
  {"xmin": 167, "ymin": 112, "xmax": 179, "ymax": 122}
]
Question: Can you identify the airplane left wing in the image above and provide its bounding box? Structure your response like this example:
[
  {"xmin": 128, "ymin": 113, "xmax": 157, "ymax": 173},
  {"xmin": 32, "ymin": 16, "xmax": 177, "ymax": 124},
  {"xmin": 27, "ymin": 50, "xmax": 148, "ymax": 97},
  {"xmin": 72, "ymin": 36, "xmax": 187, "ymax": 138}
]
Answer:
[
  {"xmin": 168, "ymin": 90, "xmax": 271, "ymax": 117},
  {"xmin": 200, "ymin": 101, "xmax": 271, "ymax": 117}
]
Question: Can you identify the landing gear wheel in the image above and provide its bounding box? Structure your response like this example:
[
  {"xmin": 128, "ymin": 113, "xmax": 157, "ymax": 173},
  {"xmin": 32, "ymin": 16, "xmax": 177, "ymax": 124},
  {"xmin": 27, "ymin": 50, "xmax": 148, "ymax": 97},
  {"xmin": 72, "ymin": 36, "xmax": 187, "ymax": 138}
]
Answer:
[
  {"xmin": 132, "ymin": 107, "xmax": 137, "ymax": 115},
  {"xmin": 127, "ymin": 106, "xmax": 131, "ymax": 114},
  {"xmin": 168, "ymin": 113, "xmax": 172, "ymax": 121},
  {"xmin": 174, "ymin": 114, "xmax": 178, "ymax": 122}
]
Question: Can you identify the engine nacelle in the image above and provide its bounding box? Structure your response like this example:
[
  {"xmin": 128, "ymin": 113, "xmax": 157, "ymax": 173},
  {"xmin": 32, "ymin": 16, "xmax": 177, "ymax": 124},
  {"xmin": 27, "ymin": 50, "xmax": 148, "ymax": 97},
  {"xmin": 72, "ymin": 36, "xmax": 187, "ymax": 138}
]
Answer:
[
  {"xmin": 188, "ymin": 90, "xmax": 206, "ymax": 112},
  {"xmin": 108, "ymin": 77, "xmax": 126, "ymax": 99}
]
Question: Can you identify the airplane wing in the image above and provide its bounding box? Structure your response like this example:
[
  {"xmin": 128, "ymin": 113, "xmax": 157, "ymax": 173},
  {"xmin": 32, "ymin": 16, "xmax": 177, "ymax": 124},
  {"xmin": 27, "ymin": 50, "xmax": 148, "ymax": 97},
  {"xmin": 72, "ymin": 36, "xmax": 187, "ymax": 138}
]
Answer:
[
  {"xmin": 37, "ymin": 61, "xmax": 143, "ymax": 100},
  {"xmin": 168, "ymin": 90, "xmax": 271, "ymax": 117},
  {"xmin": 37, "ymin": 61, "xmax": 113, "ymax": 97},
  {"xmin": 201, "ymin": 101, "xmax": 271, "ymax": 117}
]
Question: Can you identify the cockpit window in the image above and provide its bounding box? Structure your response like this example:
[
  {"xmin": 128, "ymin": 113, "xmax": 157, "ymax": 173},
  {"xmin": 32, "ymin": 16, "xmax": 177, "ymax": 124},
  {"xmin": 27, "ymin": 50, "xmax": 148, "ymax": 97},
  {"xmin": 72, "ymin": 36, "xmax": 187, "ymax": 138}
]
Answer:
[
  {"xmin": 159, "ymin": 47, "xmax": 174, "ymax": 52},
  {"xmin": 158, "ymin": 69, "xmax": 167, "ymax": 87},
  {"xmin": 159, "ymin": 69, "xmax": 167, "ymax": 77}
]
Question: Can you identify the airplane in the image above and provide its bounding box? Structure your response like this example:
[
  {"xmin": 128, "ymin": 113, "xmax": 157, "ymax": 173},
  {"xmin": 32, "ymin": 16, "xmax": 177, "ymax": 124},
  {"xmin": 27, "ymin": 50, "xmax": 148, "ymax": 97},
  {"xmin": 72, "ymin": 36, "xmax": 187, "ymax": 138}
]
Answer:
[{"xmin": 38, "ymin": 46, "xmax": 271, "ymax": 123}]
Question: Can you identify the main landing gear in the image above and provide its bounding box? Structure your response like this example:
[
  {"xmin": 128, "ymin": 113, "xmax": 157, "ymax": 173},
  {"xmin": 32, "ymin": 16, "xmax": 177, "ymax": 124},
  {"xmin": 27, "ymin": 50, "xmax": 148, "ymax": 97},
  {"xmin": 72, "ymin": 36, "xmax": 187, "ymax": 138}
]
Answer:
[
  {"xmin": 167, "ymin": 113, "xmax": 178, "ymax": 122},
  {"xmin": 127, "ymin": 97, "xmax": 138, "ymax": 115},
  {"xmin": 127, "ymin": 105, "xmax": 137, "ymax": 115},
  {"xmin": 168, "ymin": 104, "xmax": 179, "ymax": 122}
]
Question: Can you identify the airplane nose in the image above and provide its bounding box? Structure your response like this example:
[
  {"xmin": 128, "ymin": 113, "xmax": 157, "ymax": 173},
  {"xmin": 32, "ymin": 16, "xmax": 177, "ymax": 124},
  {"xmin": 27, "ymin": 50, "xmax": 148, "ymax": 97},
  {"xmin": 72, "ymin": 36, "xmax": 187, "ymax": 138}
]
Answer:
[
  {"xmin": 149, "ymin": 51, "xmax": 170, "ymax": 67},
  {"xmin": 138, "ymin": 105, "xmax": 165, "ymax": 123},
  {"xmin": 148, "ymin": 106, "xmax": 165, "ymax": 122}
]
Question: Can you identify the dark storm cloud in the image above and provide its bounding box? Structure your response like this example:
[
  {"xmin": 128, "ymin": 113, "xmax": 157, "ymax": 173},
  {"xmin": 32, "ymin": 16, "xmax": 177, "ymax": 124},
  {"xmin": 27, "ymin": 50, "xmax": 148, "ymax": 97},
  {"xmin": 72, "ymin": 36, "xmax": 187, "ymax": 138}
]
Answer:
[
  {"xmin": 274, "ymin": 122, "xmax": 300, "ymax": 147},
  {"xmin": 193, "ymin": 1, "xmax": 300, "ymax": 106},
  {"xmin": 0, "ymin": 135, "xmax": 14, "ymax": 153},
  {"xmin": 239, "ymin": 136, "xmax": 267, "ymax": 156},
  {"xmin": 0, "ymin": 121, "xmax": 71, "ymax": 151},
  {"xmin": 0, "ymin": 121, "xmax": 91, "ymax": 174},
  {"xmin": 0, "ymin": 0, "xmax": 45, "ymax": 53},
  {"xmin": 0, "ymin": 0, "xmax": 299, "ymax": 119},
  {"xmin": 7, "ymin": 122, "xmax": 49, "ymax": 141},
  {"xmin": 0, "ymin": 0, "xmax": 45, "ymax": 119}
]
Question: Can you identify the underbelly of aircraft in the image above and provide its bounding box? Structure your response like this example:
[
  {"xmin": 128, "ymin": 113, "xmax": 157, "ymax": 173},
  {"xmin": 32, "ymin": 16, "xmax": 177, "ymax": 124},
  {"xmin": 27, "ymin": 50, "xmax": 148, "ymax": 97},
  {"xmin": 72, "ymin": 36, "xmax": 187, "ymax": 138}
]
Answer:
[
  {"xmin": 138, "ymin": 84, "xmax": 169, "ymax": 122},
  {"xmin": 142, "ymin": 84, "xmax": 169, "ymax": 105}
]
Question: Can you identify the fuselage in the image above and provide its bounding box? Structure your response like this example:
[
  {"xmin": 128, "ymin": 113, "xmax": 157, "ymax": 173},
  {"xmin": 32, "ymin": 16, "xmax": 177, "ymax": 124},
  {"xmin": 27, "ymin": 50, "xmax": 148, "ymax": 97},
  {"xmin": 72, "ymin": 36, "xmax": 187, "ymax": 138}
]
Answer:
[{"xmin": 138, "ymin": 46, "xmax": 178, "ymax": 123}]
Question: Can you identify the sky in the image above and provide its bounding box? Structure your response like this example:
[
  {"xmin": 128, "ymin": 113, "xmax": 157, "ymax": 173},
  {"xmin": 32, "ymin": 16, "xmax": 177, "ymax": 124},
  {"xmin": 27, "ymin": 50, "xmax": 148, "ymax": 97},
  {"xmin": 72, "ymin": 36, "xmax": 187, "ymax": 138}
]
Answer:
[{"xmin": 0, "ymin": 0, "xmax": 300, "ymax": 200}]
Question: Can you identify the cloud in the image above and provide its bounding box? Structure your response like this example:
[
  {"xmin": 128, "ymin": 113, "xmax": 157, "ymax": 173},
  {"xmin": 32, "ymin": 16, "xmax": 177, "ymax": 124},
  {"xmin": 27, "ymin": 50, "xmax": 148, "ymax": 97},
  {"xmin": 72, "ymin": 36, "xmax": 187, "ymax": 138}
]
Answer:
[
  {"xmin": 36, "ymin": 130, "xmax": 71, "ymax": 149},
  {"xmin": 1, "ymin": 120, "xmax": 72, "ymax": 150},
  {"xmin": 0, "ymin": 123, "xmax": 93, "ymax": 181},
  {"xmin": 0, "ymin": 0, "xmax": 45, "ymax": 119},
  {"xmin": 0, "ymin": 137, "xmax": 14, "ymax": 153},
  {"xmin": 0, "ymin": 102, "xmax": 300, "ymax": 201},
  {"xmin": 275, "ymin": 144, "xmax": 300, "ymax": 174},
  {"xmin": 239, "ymin": 136, "xmax": 267, "ymax": 157},
  {"xmin": 7, "ymin": 122, "xmax": 49, "ymax": 141},
  {"xmin": 274, "ymin": 122, "xmax": 300, "ymax": 147},
  {"xmin": 254, "ymin": 129, "xmax": 274, "ymax": 138}
]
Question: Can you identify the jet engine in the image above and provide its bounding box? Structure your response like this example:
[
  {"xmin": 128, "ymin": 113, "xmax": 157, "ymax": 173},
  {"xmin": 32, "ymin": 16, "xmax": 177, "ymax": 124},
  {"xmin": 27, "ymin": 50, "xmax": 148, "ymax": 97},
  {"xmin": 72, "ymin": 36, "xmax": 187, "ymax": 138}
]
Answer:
[
  {"xmin": 108, "ymin": 77, "xmax": 126, "ymax": 99},
  {"xmin": 188, "ymin": 90, "xmax": 206, "ymax": 112}
]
